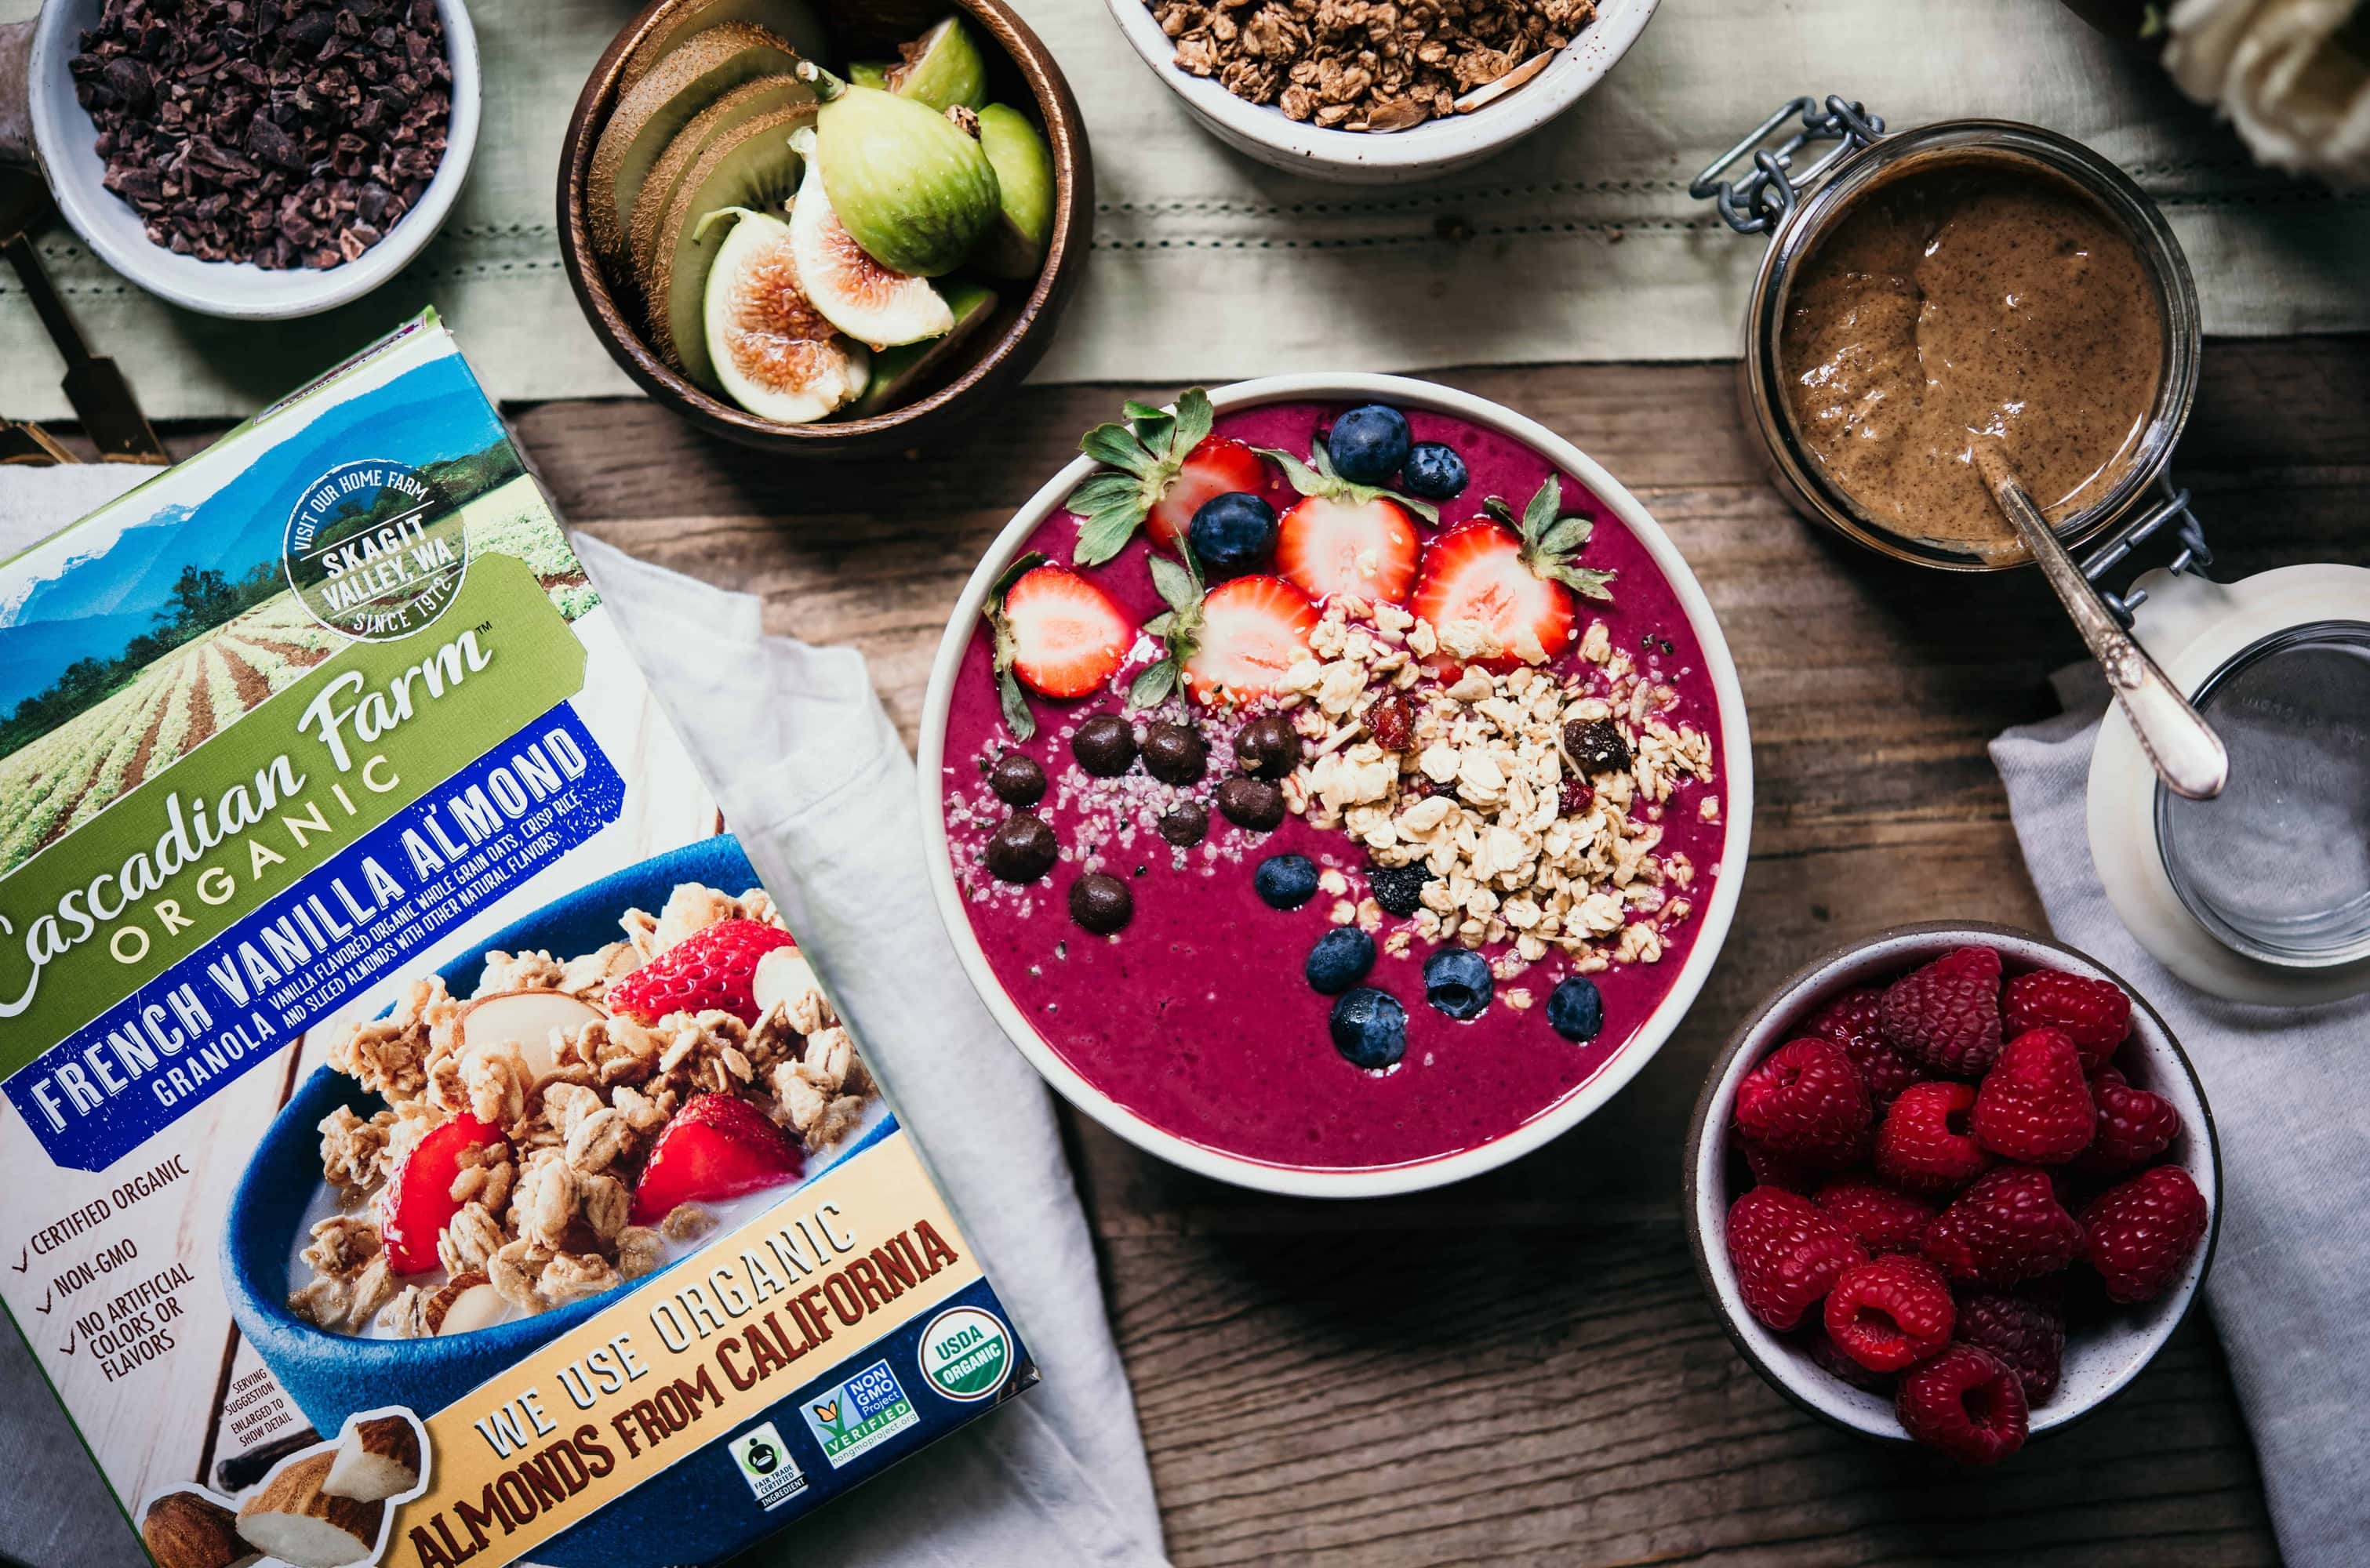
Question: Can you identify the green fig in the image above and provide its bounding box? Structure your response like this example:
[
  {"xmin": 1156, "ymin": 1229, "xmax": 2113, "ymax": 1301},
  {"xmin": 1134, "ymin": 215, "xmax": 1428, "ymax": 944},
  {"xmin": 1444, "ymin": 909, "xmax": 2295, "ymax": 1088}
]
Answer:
[
  {"xmin": 848, "ymin": 60, "xmax": 891, "ymax": 89},
  {"xmin": 854, "ymin": 279, "xmax": 998, "ymax": 414},
  {"xmin": 882, "ymin": 16, "xmax": 989, "ymax": 111},
  {"xmin": 797, "ymin": 60, "xmax": 999, "ymax": 278},
  {"xmin": 972, "ymin": 103, "xmax": 1052, "ymax": 279}
]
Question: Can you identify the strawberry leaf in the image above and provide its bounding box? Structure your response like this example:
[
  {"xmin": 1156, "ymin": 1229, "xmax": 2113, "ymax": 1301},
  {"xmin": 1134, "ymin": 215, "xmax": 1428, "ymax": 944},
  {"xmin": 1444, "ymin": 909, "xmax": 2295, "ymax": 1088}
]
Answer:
[
  {"xmin": 1128, "ymin": 660, "xmax": 1180, "ymax": 710},
  {"xmin": 998, "ymin": 668, "xmax": 1036, "ymax": 739},
  {"xmin": 1064, "ymin": 388, "xmax": 1220, "ymax": 567},
  {"xmin": 1492, "ymin": 477, "xmax": 1617, "ymax": 605},
  {"xmin": 1538, "ymin": 516, "xmax": 1594, "ymax": 557},
  {"xmin": 1129, "ymin": 541, "xmax": 1205, "ymax": 711},
  {"xmin": 1148, "ymin": 554, "xmax": 1200, "ymax": 615},
  {"xmin": 1253, "ymin": 438, "xmax": 1440, "ymax": 525},
  {"xmin": 1521, "ymin": 474, "xmax": 1562, "ymax": 545},
  {"xmin": 1172, "ymin": 388, "xmax": 1214, "ymax": 454},
  {"xmin": 1074, "ymin": 504, "xmax": 1147, "ymax": 567},
  {"xmin": 1544, "ymin": 564, "xmax": 1618, "ymax": 602}
]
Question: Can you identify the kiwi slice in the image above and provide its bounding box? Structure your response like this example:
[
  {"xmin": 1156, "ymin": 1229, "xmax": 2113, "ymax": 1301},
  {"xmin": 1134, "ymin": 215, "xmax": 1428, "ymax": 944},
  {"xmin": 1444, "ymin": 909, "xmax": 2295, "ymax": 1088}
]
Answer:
[
  {"xmin": 883, "ymin": 16, "xmax": 988, "ymax": 111},
  {"xmin": 630, "ymin": 74, "xmax": 815, "ymax": 285},
  {"xmin": 590, "ymin": 24, "xmax": 805, "ymax": 265},
  {"xmin": 645, "ymin": 102, "xmax": 817, "ymax": 390},
  {"xmin": 619, "ymin": 0, "xmax": 831, "ymax": 91},
  {"xmin": 853, "ymin": 278, "xmax": 997, "ymax": 416}
]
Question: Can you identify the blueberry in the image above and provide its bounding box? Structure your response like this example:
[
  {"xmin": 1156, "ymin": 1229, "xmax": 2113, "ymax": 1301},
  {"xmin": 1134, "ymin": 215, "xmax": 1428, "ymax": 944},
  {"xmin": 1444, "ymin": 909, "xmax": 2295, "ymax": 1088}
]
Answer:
[
  {"xmin": 1327, "ymin": 405, "xmax": 1412, "ymax": 486},
  {"xmin": 1401, "ymin": 441, "xmax": 1469, "ymax": 500},
  {"xmin": 1304, "ymin": 927, "xmax": 1376, "ymax": 994},
  {"xmin": 1367, "ymin": 864, "xmax": 1430, "ymax": 917},
  {"xmin": 1547, "ymin": 976, "xmax": 1605, "ymax": 1042},
  {"xmin": 1423, "ymin": 947, "xmax": 1493, "ymax": 1020},
  {"xmin": 1187, "ymin": 492, "xmax": 1278, "ymax": 579},
  {"xmin": 1254, "ymin": 853, "xmax": 1321, "ymax": 909},
  {"xmin": 1329, "ymin": 985, "xmax": 1408, "ymax": 1069}
]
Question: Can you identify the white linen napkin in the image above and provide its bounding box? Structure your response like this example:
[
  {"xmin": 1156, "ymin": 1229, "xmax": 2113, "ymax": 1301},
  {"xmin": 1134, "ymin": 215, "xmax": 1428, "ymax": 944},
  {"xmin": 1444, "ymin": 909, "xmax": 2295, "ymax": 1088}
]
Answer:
[
  {"xmin": 1992, "ymin": 667, "xmax": 2369, "ymax": 1568},
  {"xmin": 0, "ymin": 469, "xmax": 1168, "ymax": 1568}
]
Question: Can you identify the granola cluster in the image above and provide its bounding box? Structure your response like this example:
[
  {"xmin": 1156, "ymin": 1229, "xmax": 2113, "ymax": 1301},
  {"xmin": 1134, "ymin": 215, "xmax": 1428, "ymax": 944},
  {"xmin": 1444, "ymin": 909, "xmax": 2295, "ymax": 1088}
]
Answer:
[
  {"xmin": 1270, "ymin": 595, "xmax": 1714, "ymax": 996},
  {"xmin": 290, "ymin": 883, "xmax": 873, "ymax": 1336},
  {"xmin": 1150, "ymin": 0, "xmax": 1598, "ymax": 131}
]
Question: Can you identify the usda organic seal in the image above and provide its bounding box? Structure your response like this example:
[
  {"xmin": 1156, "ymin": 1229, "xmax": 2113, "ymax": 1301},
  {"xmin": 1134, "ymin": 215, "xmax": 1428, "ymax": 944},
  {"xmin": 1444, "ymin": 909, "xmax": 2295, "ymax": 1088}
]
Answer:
[{"xmin": 918, "ymin": 1306, "xmax": 1013, "ymax": 1402}]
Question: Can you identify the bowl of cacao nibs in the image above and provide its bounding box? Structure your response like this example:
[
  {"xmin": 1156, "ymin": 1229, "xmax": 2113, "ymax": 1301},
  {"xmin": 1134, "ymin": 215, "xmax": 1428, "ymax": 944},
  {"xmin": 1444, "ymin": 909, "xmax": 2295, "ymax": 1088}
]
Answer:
[
  {"xmin": 1106, "ymin": 0, "xmax": 1660, "ymax": 182},
  {"xmin": 6, "ymin": 0, "xmax": 479, "ymax": 319},
  {"xmin": 1685, "ymin": 922, "xmax": 2220, "ymax": 1465}
]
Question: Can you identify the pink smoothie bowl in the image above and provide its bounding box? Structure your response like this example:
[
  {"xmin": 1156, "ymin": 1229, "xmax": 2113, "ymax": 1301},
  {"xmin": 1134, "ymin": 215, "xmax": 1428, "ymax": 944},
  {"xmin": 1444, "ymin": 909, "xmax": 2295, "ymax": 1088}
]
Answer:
[{"xmin": 917, "ymin": 373, "xmax": 1754, "ymax": 1197}]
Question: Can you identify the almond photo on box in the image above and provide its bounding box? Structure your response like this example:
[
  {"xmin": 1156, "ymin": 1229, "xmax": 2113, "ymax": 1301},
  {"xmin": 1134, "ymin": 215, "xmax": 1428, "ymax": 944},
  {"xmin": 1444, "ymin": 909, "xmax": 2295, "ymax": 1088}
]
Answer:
[
  {"xmin": 141, "ymin": 1491, "xmax": 260, "ymax": 1568},
  {"xmin": 235, "ymin": 1451, "xmax": 385, "ymax": 1568},
  {"xmin": 324, "ymin": 1414, "xmax": 424, "ymax": 1504}
]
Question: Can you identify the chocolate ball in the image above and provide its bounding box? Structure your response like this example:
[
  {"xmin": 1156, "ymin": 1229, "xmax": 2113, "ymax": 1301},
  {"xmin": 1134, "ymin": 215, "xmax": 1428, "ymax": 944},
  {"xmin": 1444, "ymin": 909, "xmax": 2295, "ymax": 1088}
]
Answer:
[
  {"xmin": 1158, "ymin": 800, "xmax": 1209, "ymax": 846},
  {"xmin": 1216, "ymin": 775, "xmax": 1285, "ymax": 831},
  {"xmin": 1071, "ymin": 715, "xmax": 1137, "ymax": 777},
  {"xmin": 1140, "ymin": 721, "xmax": 1208, "ymax": 785},
  {"xmin": 1068, "ymin": 873, "xmax": 1134, "ymax": 934},
  {"xmin": 983, "ymin": 813, "xmax": 1058, "ymax": 883},
  {"xmin": 1234, "ymin": 713, "xmax": 1301, "ymax": 779},
  {"xmin": 987, "ymin": 752, "xmax": 1047, "ymax": 807}
]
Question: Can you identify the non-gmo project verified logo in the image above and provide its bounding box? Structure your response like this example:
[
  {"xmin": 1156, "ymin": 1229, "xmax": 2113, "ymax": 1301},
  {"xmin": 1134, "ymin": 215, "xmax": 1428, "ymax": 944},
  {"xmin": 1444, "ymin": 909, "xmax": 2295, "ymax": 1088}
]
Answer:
[
  {"xmin": 729, "ymin": 1422, "xmax": 809, "ymax": 1511},
  {"xmin": 799, "ymin": 1361, "xmax": 921, "ymax": 1469}
]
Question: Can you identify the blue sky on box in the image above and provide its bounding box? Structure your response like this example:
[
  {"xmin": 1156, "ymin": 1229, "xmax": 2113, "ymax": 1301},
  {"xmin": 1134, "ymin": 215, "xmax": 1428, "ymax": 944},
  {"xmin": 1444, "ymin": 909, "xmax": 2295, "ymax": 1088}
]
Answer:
[{"xmin": 0, "ymin": 353, "xmax": 503, "ymax": 715}]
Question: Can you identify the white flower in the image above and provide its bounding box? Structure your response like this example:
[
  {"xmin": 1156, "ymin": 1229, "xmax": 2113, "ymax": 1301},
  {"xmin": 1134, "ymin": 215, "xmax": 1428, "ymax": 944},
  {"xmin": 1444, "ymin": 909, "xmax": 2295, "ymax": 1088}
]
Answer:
[{"xmin": 2165, "ymin": 0, "xmax": 2370, "ymax": 186}]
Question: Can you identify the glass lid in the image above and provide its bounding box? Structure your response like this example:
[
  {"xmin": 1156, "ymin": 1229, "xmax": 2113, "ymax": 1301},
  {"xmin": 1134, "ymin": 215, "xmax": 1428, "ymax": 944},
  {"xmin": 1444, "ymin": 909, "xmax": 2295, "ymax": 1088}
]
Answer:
[{"xmin": 2155, "ymin": 620, "xmax": 2370, "ymax": 968}]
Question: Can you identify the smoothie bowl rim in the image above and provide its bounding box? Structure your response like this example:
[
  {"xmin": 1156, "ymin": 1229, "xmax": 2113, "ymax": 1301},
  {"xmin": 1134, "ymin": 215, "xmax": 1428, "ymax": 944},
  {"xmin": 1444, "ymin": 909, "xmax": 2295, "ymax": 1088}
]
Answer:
[
  {"xmin": 1681, "ymin": 920, "xmax": 2223, "ymax": 1444},
  {"xmin": 916, "ymin": 371, "xmax": 1755, "ymax": 1198}
]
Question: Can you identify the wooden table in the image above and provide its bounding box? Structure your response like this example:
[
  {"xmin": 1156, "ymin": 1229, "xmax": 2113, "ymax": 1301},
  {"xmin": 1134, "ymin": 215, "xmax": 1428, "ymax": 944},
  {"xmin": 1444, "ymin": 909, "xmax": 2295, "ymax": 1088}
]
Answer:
[{"xmin": 124, "ymin": 335, "xmax": 2364, "ymax": 1564}]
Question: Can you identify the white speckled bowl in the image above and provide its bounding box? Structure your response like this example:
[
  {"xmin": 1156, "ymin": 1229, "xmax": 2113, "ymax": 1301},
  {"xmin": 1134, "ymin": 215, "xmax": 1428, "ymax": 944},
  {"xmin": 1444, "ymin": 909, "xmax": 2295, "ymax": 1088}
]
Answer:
[
  {"xmin": 3, "ymin": 0, "xmax": 478, "ymax": 320},
  {"xmin": 1685, "ymin": 922, "xmax": 2221, "ymax": 1444},
  {"xmin": 1103, "ymin": 0, "xmax": 1660, "ymax": 183}
]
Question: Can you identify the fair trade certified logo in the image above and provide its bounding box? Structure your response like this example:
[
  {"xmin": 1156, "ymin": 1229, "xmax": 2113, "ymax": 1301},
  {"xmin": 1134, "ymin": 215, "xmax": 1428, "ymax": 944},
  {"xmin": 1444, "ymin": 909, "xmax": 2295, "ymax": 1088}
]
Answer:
[
  {"xmin": 918, "ymin": 1307, "xmax": 1015, "ymax": 1403},
  {"xmin": 283, "ymin": 457, "xmax": 467, "ymax": 641},
  {"xmin": 798, "ymin": 1361, "xmax": 921, "ymax": 1469},
  {"xmin": 728, "ymin": 1421, "xmax": 809, "ymax": 1511}
]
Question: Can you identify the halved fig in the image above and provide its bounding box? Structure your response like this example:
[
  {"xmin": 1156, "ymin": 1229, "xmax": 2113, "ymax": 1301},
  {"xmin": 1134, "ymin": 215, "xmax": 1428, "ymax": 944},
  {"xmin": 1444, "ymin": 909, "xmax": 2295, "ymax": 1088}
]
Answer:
[
  {"xmin": 853, "ymin": 278, "xmax": 997, "ymax": 415},
  {"xmin": 787, "ymin": 125, "xmax": 954, "ymax": 349},
  {"xmin": 883, "ymin": 15, "xmax": 989, "ymax": 111},
  {"xmin": 700, "ymin": 207, "xmax": 870, "ymax": 424},
  {"xmin": 973, "ymin": 103, "xmax": 1052, "ymax": 279},
  {"xmin": 646, "ymin": 101, "xmax": 816, "ymax": 387}
]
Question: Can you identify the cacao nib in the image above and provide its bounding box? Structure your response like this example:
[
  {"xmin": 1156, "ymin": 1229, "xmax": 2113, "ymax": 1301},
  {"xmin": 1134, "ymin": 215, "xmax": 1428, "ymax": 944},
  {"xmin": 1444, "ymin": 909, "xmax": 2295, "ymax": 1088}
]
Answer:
[{"xmin": 69, "ymin": 0, "xmax": 449, "ymax": 270}]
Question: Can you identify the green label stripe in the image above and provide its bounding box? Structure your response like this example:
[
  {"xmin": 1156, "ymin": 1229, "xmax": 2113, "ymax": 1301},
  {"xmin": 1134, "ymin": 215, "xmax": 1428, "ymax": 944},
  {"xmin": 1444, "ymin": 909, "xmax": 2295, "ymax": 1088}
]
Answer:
[{"xmin": 0, "ymin": 555, "xmax": 585, "ymax": 1067}]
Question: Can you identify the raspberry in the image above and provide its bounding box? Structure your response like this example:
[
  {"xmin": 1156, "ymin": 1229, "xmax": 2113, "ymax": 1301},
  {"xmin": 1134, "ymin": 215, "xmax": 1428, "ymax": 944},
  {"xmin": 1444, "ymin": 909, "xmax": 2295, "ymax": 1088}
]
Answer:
[
  {"xmin": 1806, "ymin": 1325, "xmax": 1896, "ymax": 1392},
  {"xmin": 1955, "ymin": 1289, "xmax": 2066, "ymax": 1405},
  {"xmin": 1814, "ymin": 1178, "xmax": 1939, "ymax": 1255},
  {"xmin": 1896, "ymin": 1345, "xmax": 2030, "ymax": 1465},
  {"xmin": 2081, "ymin": 1164, "xmax": 2209, "ymax": 1304},
  {"xmin": 1880, "ymin": 946, "xmax": 2005, "ymax": 1077},
  {"xmin": 1724, "ymin": 1186, "xmax": 1867, "ymax": 1331},
  {"xmin": 606, "ymin": 918, "xmax": 796, "ymax": 1025},
  {"xmin": 1971, "ymin": 1029, "xmax": 2096, "ymax": 1164},
  {"xmin": 2002, "ymin": 969, "xmax": 2131, "ymax": 1069},
  {"xmin": 2074, "ymin": 1078, "xmax": 2181, "ymax": 1174},
  {"xmin": 1735, "ymin": 1037, "xmax": 1870, "ymax": 1166},
  {"xmin": 1368, "ymin": 693, "xmax": 1415, "ymax": 753},
  {"xmin": 1874, "ymin": 1081, "xmax": 1993, "ymax": 1194},
  {"xmin": 1741, "ymin": 1138, "xmax": 1819, "ymax": 1195},
  {"xmin": 1923, "ymin": 1165, "xmax": 2084, "ymax": 1287},
  {"xmin": 1804, "ymin": 985, "xmax": 1926, "ymax": 1105},
  {"xmin": 1823, "ymin": 1255, "xmax": 1957, "ymax": 1373}
]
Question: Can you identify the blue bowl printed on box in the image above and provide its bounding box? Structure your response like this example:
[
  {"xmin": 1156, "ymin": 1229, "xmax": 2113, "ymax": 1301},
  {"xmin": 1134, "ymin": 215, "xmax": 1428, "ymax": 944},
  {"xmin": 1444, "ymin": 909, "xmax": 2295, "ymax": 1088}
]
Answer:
[{"xmin": 220, "ymin": 836, "xmax": 901, "ymax": 1566}]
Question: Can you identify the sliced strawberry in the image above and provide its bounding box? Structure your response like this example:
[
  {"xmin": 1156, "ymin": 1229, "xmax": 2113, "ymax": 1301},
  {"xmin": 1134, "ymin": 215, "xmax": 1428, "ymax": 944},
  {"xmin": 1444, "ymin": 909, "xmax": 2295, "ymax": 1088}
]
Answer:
[
  {"xmin": 1147, "ymin": 437, "xmax": 1271, "ymax": 550},
  {"xmin": 1274, "ymin": 494, "xmax": 1421, "ymax": 605},
  {"xmin": 380, "ymin": 1113, "xmax": 505, "ymax": 1275},
  {"xmin": 1182, "ymin": 575, "xmax": 1318, "ymax": 706},
  {"xmin": 609, "ymin": 917, "xmax": 796, "ymax": 1026},
  {"xmin": 1410, "ymin": 521, "xmax": 1576, "ymax": 670},
  {"xmin": 1001, "ymin": 563, "xmax": 1132, "ymax": 699},
  {"xmin": 630, "ymin": 1093, "xmax": 805, "ymax": 1225}
]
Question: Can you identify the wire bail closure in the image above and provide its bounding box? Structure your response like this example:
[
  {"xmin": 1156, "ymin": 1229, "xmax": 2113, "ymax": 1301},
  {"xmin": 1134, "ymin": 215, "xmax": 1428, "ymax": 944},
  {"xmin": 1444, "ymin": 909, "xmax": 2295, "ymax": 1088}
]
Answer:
[{"xmin": 1689, "ymin": 95, "xmax": 1887, "ymax": 235}]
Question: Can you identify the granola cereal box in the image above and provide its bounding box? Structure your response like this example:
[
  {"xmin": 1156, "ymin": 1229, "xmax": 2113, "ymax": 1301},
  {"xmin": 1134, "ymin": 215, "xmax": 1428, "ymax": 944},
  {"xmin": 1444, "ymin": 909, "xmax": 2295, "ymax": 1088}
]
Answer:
[{"xmin": 0, "ymin": 313, "xmax": 1034, "ymax": 1568}]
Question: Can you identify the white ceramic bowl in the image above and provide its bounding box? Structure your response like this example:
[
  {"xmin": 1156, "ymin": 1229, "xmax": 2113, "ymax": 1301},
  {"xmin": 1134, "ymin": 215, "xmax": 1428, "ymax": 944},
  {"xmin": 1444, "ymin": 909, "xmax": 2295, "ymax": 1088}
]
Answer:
[
  {"xmin": 1685, "ymin": 922, "xmax": 2223, "ymax": 1444},
  {"xmin": 1104, "ymin": 0, "xmax": 1659, "ymax": 183},
  {"xmin": 11, "ymin": 0, "xmax": 479, "ymax": 319},
  {"xmin": 918, "ymin": 372, "xmax": 1754, "ymax": 1197}
]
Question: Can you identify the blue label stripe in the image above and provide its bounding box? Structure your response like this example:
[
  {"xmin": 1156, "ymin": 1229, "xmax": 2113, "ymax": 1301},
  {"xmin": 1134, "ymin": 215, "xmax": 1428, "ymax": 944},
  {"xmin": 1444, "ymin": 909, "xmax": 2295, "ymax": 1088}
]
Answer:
[{"xmin": 5, "ymin": 702, "xmax": 623, "ymax": 1172}]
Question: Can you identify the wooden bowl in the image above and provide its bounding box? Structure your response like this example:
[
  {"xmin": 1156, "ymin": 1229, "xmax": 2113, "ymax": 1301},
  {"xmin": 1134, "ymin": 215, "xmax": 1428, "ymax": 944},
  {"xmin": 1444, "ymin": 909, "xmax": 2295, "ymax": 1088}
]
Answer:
[{"xmin": 557, "ymin": 0, "xmax": 1092, "ymax": 453}]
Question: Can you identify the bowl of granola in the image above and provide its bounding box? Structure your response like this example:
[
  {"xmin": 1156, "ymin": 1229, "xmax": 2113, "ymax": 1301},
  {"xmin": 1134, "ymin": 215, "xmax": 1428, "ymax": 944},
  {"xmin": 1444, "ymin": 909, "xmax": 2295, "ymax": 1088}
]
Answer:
[
  {"xmin": 223, "ymin": 837, "xmax": 888, "ymax": 1546},
  {"xmin": 1106, "ymin": 0, "xmax": 1659, "ymax": 181},
  {"xmin": 919, "ymin": 373, "xmax": 1750, "ymax": 1196}
]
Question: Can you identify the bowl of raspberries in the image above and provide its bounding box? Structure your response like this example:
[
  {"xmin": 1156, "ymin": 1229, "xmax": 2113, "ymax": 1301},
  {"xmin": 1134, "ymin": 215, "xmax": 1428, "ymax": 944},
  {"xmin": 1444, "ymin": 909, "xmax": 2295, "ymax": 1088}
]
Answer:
[{"xmin": 1685, "ymin": 923, "xmax": 2219, "ymax": 1465}]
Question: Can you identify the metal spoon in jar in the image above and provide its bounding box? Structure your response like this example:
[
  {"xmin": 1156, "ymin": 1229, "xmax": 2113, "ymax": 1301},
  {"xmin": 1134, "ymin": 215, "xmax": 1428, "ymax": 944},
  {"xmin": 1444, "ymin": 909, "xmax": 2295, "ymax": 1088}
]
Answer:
[{"xmin": 1976, "ymin": 445, "xmax": 2228, "ymax": 800}]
